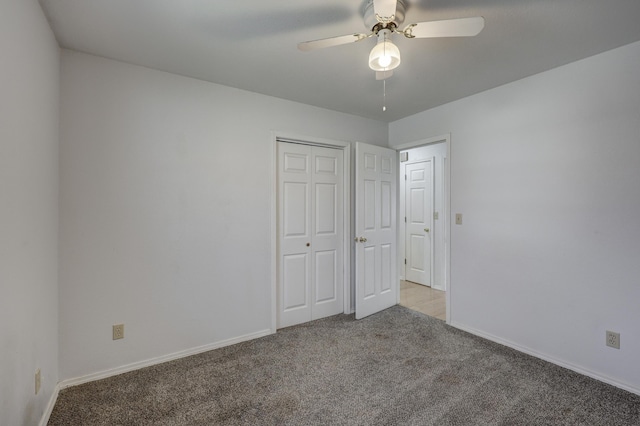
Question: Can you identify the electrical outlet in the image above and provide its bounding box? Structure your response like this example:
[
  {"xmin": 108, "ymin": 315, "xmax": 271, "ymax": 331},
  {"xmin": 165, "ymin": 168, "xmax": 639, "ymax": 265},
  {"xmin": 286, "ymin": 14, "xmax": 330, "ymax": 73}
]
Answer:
[
  {"xmin": 455, "ymin": 213, "xmax": 463, "ymax": 225},
  {"xmin": 606, "ymin": 330, "xmax": 620, "ymax": 349},
  {"xmin": 113, "ymin": 324, "xmax": 125, "ymax": 340},
  {"xmin": 35, "ymin": 369, "xmax": 41, "ymax": 395}
]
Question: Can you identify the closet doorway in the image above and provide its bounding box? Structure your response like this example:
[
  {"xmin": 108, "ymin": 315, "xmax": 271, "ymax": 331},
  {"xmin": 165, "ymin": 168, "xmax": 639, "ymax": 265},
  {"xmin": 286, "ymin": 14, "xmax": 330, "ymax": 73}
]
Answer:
[{"xmin": 275, "ymin": 139, "xmax": 349, "ymax": 329}]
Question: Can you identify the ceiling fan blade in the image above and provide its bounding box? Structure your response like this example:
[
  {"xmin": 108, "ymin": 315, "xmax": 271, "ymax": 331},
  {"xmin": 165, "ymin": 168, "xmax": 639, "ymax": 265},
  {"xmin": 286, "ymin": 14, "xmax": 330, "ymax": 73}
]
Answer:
[
  {"xmin": 298, "ymin": 33, "xmax": 370, "ymax": 52},
  {"xmin": 376, "ymin": 70, "xmax": 393, "ymax": 80},
  {"xmin": 403, "ymin": 17, "xmax": 485, "ymax": 39},
  {"xmin": 374, "ymin": 0, "xmax": 397, "ymax": 23}
]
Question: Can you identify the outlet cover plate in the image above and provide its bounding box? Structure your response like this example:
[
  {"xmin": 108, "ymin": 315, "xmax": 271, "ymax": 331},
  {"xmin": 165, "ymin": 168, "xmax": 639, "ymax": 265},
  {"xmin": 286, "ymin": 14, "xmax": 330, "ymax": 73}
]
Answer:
[
  {"xmin": 113, "ymin": 324, "xmax": 125, "ymax": 340},
  {"xmin": 606, "ymin": 330, "xmax": 620, "ymax": 349}
]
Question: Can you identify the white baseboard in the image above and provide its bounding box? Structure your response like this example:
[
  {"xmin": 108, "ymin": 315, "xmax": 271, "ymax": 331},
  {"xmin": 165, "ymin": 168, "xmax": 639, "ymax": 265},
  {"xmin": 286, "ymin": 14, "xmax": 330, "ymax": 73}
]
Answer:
[
  {"xmin": 57, "ymin": 329, "xmax": 273, "ymax": 390},
  {"xmin": 450, "ymin": 321, "xmax": 640, "ymax": 397},
  {"xmin": 40, "ymin": 329, "xmax": 273, "ymax": 425},
  {"xmin": 39, "ymin": 384, "xmax": 60, "ymax": 426}
]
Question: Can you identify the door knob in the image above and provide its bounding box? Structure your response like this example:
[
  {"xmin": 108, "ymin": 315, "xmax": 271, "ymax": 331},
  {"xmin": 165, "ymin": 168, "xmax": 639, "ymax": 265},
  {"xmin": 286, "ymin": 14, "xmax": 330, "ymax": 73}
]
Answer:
[
  {"xmin": 424, "ymin": 228, "xmax": 430, "ymax": 233},
  {"xmin": 359, "ymin": 237, "xmax": 367, "ymax": 243}
]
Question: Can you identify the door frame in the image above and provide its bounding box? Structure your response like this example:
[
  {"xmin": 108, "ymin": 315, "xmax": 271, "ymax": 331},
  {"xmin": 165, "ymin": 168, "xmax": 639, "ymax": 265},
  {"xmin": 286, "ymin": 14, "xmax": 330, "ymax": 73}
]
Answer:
[
  {"xmin": 394, "ymin": 134, "xmax": 451, "ymax": 324},
  {"xmin": 270, "ymin": 132, "xmax": 351, "ymax": 333},
  {"xmin": 401, "ymin": 158, "xmax": 435, "ymax": 287}
]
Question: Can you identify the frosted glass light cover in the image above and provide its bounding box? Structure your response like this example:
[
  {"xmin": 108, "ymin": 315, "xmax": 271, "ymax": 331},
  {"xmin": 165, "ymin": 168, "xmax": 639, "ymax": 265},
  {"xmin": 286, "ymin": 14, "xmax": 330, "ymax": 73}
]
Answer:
[{"xmin": 368, "ymin": 40, "xmax": 401, "ymax": 71}]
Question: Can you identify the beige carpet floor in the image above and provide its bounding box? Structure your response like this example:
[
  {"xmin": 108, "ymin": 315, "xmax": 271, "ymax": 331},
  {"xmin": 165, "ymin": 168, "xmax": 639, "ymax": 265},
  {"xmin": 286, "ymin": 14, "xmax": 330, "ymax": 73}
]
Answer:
[{"xmin": 49, "ymin": 306, "xmax": 640, "ymax": 425}]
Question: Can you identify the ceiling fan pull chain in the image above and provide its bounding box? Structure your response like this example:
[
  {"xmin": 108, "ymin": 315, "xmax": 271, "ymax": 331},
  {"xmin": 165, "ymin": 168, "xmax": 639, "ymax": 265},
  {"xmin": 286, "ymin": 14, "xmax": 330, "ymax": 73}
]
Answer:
[{"xmin": 383, "ymin": 78, "xmax": 387, "ymax": 112}]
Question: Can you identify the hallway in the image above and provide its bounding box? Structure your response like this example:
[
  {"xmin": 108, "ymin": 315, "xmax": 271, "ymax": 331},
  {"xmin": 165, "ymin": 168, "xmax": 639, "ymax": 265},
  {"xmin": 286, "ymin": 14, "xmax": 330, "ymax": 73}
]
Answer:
[{"xmin": 399, "ymin": 280, "xmax": 446, "ymax": 320}]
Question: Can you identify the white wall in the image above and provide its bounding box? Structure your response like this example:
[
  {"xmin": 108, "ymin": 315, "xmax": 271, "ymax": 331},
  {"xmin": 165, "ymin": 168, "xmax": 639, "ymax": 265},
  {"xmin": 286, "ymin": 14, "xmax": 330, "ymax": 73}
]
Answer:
[
  {"xmin": 0, "ymin": 0, "xmax": 60, "ymax": 424},
  {"xmin": 59, "ymin": 50, "xmax": 388, "ymax": 381},
  {"xmin": 389, "ymin": 41, "xmax": 640, "ymax": 393},
  {"xmin": 399, "ymin": 142, "xmax": 447, "ymax": 291}
]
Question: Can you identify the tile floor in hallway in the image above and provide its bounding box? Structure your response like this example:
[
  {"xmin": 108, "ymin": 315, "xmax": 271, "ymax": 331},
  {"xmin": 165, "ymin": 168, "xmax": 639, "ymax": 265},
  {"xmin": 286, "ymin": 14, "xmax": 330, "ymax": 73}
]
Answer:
[{"xmin": 399, "ymin": 280, "xmax": 446, "ymax": 321}]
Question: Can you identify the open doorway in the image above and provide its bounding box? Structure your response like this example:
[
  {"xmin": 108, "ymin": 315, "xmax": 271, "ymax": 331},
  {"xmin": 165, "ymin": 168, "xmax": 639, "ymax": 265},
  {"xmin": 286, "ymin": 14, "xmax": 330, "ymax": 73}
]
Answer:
[{"xmin": 397, "ymin": 137, "xmax": 449, "ymax": 321}]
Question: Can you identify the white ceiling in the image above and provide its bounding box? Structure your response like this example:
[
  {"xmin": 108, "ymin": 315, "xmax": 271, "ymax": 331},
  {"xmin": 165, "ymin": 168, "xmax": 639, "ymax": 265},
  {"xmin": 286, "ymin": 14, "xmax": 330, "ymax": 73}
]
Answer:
[{"xmin": 40, "ymin": 0, "xmax": 640, "ymax": 122}]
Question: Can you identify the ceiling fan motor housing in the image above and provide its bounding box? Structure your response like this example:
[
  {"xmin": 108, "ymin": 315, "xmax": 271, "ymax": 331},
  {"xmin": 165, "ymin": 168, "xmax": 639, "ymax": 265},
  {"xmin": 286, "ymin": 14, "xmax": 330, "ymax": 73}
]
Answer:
[{"xmin": 363, "ymin": 0, "xmax": 408, "ymax": 30}]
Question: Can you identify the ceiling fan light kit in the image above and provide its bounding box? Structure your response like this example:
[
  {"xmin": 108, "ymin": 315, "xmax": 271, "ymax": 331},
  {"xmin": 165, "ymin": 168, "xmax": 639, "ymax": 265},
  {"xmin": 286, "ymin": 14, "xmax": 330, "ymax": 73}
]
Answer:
[{"xmin": 369, "ymin": 29, "xmax": 401, "ymax": 71}]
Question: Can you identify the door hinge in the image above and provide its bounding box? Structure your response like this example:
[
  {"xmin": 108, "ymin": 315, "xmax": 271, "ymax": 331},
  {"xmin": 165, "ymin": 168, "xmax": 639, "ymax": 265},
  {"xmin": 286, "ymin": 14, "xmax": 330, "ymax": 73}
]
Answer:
[
  {"xmin": 404, "ymin": 174, "xmax": 407, "ymax": 181},
  {"xmin": 404, "ymin": 216, "xmax": 407, "ymax": 223},
  {"xmin": 404, "ymin": 259, "xmax": 407, "ymax": 265}
]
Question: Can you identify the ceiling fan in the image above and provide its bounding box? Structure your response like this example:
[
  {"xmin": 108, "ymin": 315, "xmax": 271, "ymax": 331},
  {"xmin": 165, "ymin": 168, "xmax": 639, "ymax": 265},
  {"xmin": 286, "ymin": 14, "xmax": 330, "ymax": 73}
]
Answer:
[{"xmin": 298, "ymin": 0, "xmax": 485, "ymax": 80}]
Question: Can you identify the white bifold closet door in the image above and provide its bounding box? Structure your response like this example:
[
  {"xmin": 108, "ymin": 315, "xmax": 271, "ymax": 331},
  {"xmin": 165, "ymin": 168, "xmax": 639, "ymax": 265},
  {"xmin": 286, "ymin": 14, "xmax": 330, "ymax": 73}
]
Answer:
[{"xmin": 277, "ymin": 142, "xmax": 344, "ymax": 328}]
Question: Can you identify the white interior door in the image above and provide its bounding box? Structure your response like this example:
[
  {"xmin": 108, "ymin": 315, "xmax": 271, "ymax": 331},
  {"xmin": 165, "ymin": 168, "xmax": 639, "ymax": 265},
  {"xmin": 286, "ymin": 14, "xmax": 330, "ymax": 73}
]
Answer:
[
  {"xmin": 405, "ymin": 160, "xmax": 434, "ymax": 286},
  {"xmin": 277, "ymin": 142, "xmax": 344, "ymax": 328},
  {"xmin": 355, "ymin": 142, "xmax": 397, "ymax": 319}
]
